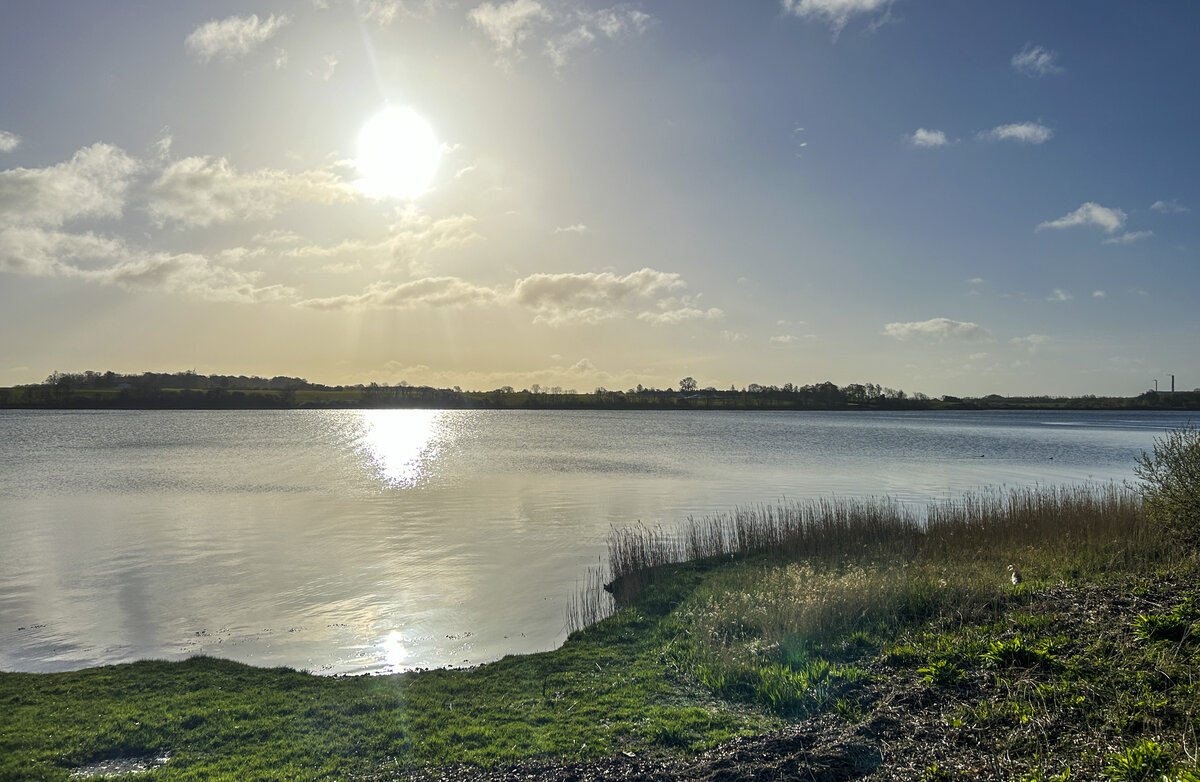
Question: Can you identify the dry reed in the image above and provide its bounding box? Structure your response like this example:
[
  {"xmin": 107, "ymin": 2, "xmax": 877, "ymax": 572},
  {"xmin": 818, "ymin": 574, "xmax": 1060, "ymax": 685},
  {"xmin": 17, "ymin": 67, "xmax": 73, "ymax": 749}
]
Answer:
[{"xmin": 568, "ymin": 484, "xmax": 1153, "ymax": 633}]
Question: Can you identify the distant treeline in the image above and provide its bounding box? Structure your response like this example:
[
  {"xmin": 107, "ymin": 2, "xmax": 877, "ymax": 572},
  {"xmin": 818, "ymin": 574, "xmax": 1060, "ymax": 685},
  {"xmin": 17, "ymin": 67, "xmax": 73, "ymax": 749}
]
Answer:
[{"xmin": 1, "ymin": 370, "xmax": 1197, "ymax": 411}]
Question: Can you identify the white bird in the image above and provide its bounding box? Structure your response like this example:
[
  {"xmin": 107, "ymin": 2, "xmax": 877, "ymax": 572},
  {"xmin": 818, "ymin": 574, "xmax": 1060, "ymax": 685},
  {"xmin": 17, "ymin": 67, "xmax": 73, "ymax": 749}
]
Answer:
[{"xmin": 1008, "ymin": 564, "xmax": 1023, "ymax": 585}]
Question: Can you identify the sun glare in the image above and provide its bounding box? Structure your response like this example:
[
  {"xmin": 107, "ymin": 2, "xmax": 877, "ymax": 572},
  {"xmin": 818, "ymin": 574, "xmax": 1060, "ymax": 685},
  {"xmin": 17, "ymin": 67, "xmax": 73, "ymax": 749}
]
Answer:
[{"xmin": 355, "ymin": 107, "xmax": 442, "ymax": 200}]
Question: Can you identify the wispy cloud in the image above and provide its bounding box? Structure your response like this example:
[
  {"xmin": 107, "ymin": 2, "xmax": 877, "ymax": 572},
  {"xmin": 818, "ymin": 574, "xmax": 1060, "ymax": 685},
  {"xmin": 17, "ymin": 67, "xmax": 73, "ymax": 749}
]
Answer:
[
  {"xmin": 1037, "ymin": 202, "xmax": 1127, "ymax": 234},
  {"xmin": 468, "ymin": 0, "xmax": 551, "ymax": 57},
  {"xmin": 470, "ymin": 1, "xmax": 652, "ymax": 67},
  {"xmin": 284, "ymin": 210, "xmax": 480, "ymax": 275},
  {"xmin": 883, "ymin": 317, "xmax": 993, "ymax": 341},
  {"xmin": 1010, "ymin": 334, "xmax": 1050, "ymax": 353},
  {"xmin": 554, "ymin": 223, "xmax": 588, "ymax": 234},
  {"xmin": 186, "ymin": 14, "xmax": 290, "ymax": 62},
  {"xmin": 297, "ymin": 276, "xmax": 500, "ymax": 311},
  {"xmin": 320, "ymin": 54, "xmax": 338, "ymax": 81},
  {"xmin": 147, "ymin": 156, "xmax": 355, "ymax": 227},
  {"xmin": 0, "ymin": 143, "xmax": 137, "ymax": 227},
  {"xmin": 1151, "ymin": 199, "xmax": 1188, "ymax": 214},
  {"xmin": 1093, "ymin": 290, "xmax": 1106, "ymax": 298},
  {"xmin": 781, "ymin": 0, "xmax": 892, "ymax": 37},
  {"xmin": 978, "ymin": 122, "xmax": 1053, "ymax": 144},
  {"xmin": 1046, "ymin": 288, "xmax": 1073, "ymax": 302},
  {"xmin": 637, "ymin": 305, "xmax": 724, "ymax": 326},
  {"xmin": 1102, "ymin": 230, "xmax": 1153, "ymax": 245},
  {"xmin": 909, "ymin": 128, "xmax": 949, "ymax": 147},
  {"xmin": 0, "ymin": 130, "xmax": 19, "ymax": 153},
  {"xmin": 1011, "ymin": 43, "xmax": 1062, "ymax": 77}
]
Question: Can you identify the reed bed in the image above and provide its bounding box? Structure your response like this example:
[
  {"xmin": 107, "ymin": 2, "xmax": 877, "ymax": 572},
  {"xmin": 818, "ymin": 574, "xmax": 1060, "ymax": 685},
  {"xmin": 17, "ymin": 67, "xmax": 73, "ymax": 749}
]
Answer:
[
  {"xmin": 570, "ymin": 484, "xmax": 1158, "ymax": 634},
  {"xmin": 566, "ymin": 483, "xmax": 1181, "ymax": 723}
]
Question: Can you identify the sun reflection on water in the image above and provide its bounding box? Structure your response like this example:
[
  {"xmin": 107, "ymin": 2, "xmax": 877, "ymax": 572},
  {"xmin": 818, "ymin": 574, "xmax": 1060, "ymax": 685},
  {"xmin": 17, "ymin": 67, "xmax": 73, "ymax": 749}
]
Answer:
[
  {"xmin": 379, "ymin": 629, "xmax": 408, "ymax": 672},
  {"xmin": 356, "ymin": 410, "xmax": 447, "ymax": 488}
]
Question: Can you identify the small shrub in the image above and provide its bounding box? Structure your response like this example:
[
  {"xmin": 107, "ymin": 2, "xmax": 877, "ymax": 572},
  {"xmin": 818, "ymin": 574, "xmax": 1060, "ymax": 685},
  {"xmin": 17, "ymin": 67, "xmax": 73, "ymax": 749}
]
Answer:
[
  {"xmin": 1103, "ymin": 739, "xmax": 1171, "ymax": 781},
  {"xmin": 1134, "ymin": 424, "xmax": 1200, "ymax": 540}
]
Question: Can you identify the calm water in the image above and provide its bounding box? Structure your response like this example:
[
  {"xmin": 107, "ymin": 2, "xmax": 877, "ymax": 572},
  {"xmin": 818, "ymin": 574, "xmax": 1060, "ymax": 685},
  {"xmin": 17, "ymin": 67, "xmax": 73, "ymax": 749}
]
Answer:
[{"xmin": 0, "ymin": 409, "xmax": 1191, "ymax": 675}]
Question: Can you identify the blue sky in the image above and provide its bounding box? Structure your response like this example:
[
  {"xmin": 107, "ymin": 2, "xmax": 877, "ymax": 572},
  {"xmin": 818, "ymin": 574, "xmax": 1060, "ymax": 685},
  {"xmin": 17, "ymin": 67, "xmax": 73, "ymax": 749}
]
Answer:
[{"xmin": 1, "ymin": 1, "xmax": 1196, "ymax": 395}]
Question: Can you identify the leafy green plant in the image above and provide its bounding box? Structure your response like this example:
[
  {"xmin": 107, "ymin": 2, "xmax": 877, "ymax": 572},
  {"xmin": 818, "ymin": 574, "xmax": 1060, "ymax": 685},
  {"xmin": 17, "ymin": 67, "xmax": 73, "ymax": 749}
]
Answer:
[
  {"xmin": 918, "ymin": 659, "xmax": 965, "ymax": 686},
  {"xmin": 920, "ymin": 763, "xmax": 953, "ymax": 781},
  {"xmin": 1103, "ymin": 739, "xmax": 1171, "ymax": 781},
  {"xmin": 1132, "ymin": 613, "xmax": 1191, "ymax": 643},
  {"xmin": 1134, "ymin": 424, "xmax": 1200, "ymax": 540},
  {"xmin": 982, "ymin": 637, "xmax": 1056, "ymax": 669}
]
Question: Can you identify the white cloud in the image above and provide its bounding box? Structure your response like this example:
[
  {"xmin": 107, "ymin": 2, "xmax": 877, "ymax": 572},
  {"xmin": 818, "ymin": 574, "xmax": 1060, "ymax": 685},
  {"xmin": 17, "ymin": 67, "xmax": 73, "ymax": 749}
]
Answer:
[
  {"xmin": 1046, "ymin": 288, "xmax": 1072, "ymax": 302},
  {"xmin": 721, "ymin": 330, "xmax": 747, "ymax": 344},
  {"xmin": 514, "ymin": 267, "xmax": 684, "ymax": 325},
  {"xmin": 1093, "ymin": 290, "xmax": 1106, "ymax": 298},
  {"xmin": 0, "ymin": 131, "xmax": 19, "ymax": 153},
  {"xmin": 1102, "ymin": 230, "xmax": 1153, "ymax": 245},
  {"xmin": 781, "ymin": 0, "xmax": 892, "ymax": 36},
  {"xmin": 978, "ymin": 122, "xmax": 1053, "ymax": 144},
  {"xmin": 470, "ymin": 1, "xmax": 652, "ymax": 66},
  {"xmin": 186, "ymin": 14, "xmax": 290, "ymax": 62},
  {"xmin": 385, "ymin": 210, "xmax": 481, "ymax": 273},
  {"xmin": 1010, "ymin": 334, "xmax": 1049, "ymax": 353},
  {"xmin": 85, "ymin": 251, "xmax": 293, "ymax": 303},
  {"xmin": 546, "ymin": 24, "xmax": 596, "ymax": 68},
  {"xmin": 637, "ymin": 306, "xmax": 724, "ymax": 326},
  {"xmin": 469, "ymin": 0, "xmax": 550, "ymax": 54},
  {"xmin": 297, "ymin": 276, "xmax": 500, "ymax": 310},
  {"xmin": 589, "ymin": 8, "xmax": 652, "ymax": 37},
  {"xmin": 909, "ymin": 128, "xmax": 949, "ymax": 148},
  {"xmin": 283, "ymin": 210, "xmax": 480, "ymax": 275},
  {"xmin": 546, "ymin": 7, "xmax": 652, "ymax": 66},
  {"xmin": 147, "ymin": 156, "xmax": 355, "ymax": 227},
  {"xmin": 769, "ymin": 335, "xmax": 800, "ymax": 344},
  {"xmin": 361, "ymin": 0, "xmax": 411, "ymax": 26},
  {"xmin": 296, "ymin": 266, "xmax": 711, "ymax": 325},
  {"xmin": 1011, "ymin": 44, "xmax": 1062, "ymax": 77},
  {"xmin": 1151, "ymin": 199, "xmax": 1188, "ymax": 214},
  {"xmin": 1037, "ymin": 202, "xmax": 1127, "ymax": 234},
  {"xmin": 554, "ymin": 223, "xmax": 588, "ymax": 234},
  {"xmin": 883, "ymin": 317, "xmax": 993, "ymax": 341},
  {"xmin": 0, "ymin": 143, "xmax": 137, "ymax": 227},
  {"xmin": 0, "ymin": 224, "xmax": 289, "ymax": 302},
  {"xmin": 0, "ymin": 227, "xmax": 126, "ymax": 276}
]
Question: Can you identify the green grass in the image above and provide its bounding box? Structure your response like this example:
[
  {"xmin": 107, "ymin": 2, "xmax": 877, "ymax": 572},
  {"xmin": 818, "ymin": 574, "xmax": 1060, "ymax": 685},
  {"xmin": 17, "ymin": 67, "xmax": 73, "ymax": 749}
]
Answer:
[
  {"xmin": 4, "ymin": 484, "xmax": 1200, "ymax": 779},
  {"xmin": 0, "ymin": 565, "xmax": 776, "ymax": 780}
]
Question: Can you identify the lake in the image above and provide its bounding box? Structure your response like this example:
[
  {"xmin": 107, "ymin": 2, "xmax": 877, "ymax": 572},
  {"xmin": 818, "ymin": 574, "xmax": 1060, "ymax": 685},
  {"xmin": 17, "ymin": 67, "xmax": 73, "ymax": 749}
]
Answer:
[{"xmin": 0, "ymin": 409, "xmax": 1190, "ymax": 675}]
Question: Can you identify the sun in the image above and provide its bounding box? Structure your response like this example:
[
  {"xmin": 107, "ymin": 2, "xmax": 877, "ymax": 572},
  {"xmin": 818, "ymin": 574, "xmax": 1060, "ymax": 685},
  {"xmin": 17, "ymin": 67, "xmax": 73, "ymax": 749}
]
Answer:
[{"xmin": 355, "ymin": 107, "xmax": 442, "ymax": 200}]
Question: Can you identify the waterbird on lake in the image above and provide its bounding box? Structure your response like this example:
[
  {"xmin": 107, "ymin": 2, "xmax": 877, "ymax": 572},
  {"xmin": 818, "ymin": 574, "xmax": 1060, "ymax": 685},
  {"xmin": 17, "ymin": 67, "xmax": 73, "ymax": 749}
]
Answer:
[{"xmin": 1009, "ymin": 564, "xmax": 1023, "ymax": 585}]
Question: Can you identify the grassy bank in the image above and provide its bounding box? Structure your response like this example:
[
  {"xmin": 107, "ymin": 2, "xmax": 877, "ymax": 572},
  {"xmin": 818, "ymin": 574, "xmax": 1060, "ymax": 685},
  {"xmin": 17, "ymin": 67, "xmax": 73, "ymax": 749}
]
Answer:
[{"xmin": 3, "ymin": 485, "xmax": 1199, "ymax": 779}]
